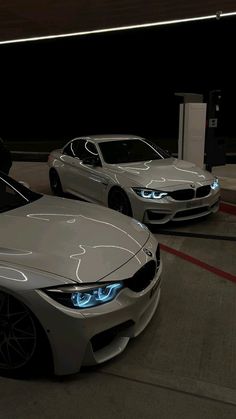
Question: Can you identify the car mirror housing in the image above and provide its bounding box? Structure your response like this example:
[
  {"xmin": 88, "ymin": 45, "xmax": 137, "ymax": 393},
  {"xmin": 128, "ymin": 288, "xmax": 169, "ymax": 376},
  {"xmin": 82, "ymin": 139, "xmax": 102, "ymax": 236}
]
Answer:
[{"xmin": 82, "ymin": 156, "xmax": 101, "ymax": 167}]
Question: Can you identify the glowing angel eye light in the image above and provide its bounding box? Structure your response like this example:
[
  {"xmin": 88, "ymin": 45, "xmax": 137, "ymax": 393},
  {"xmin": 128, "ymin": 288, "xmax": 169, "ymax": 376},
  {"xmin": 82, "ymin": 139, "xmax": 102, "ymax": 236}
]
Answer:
[
  {"xmin": 142, "ymin": 190, "xmax": 153, "ymax": 198},
  {"xmin": 71, "ymin": 283, "xmax": 123, "ymax": 308},
  {"xmin": 97, "ymin": 284, "xmax": 121, "ymax": 301},
  {"xmin": 73, "ymin": 292, "xmax": 92, "ymax": 307},
  {"xmin": 211, "ymin": 178, "xmax": 220, "ymax": 190},
  {"xmin": 133, "ymin": 188, "xmax": 168, "ymax": 199},
  {"xmin": 152, "ymin": 191, "xmax": 168, "ymax": 199}
]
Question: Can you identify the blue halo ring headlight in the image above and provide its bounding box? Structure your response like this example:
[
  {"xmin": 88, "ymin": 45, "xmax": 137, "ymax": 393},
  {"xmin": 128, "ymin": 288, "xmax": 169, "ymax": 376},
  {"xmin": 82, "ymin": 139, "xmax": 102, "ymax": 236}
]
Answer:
[
  {"xmin": 71, "ymin": 283, "xmax": 123, "ymax": 308},
  {"xmin": 133, "ymin": 188, "xmax": 168, "ymax": 199},
  {"xmin": 211, "ymin": 177, "xmax": 220, "ymax": 190},
  {"xmin": 45, "ymin": 282, "xmax": 123, "ymax": 309}
]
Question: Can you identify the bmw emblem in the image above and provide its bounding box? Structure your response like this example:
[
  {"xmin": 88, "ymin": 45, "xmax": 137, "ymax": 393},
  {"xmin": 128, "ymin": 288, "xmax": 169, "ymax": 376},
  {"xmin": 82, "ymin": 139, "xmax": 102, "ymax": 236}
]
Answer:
[
  {"xmin": 190, "ymin": 183, "xmax": 195, "ymax": 188},
  {"xmin": 143, "ymin": 248, "xmax": 152, "ymax": 257}
]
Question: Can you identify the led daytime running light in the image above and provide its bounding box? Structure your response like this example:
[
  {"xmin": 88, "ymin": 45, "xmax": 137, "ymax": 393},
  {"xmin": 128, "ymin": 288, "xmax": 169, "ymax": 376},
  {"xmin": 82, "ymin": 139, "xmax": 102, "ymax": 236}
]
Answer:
[
  {"xmin": 211, "ymin": 178, "xmax": 220, "ymax": 190},
  {"xmin": 133, "ymin": 188, "xmax": 168, "ymax": 199},
  {"xmin": 71, "ymin": 283, "xmax": 123, "ymax": 308}
]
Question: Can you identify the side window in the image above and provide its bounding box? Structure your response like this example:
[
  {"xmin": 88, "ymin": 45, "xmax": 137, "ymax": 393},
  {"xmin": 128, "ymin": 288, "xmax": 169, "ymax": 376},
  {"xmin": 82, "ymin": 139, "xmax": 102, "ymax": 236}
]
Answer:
[
  {"xmin": 77, "ymin": 141, "xmax": 99, "ymax": 160},
  {"xmin": 63, "ymin": 141, "xmax": 80, "ymax": 157},
  {"xmin": 75, "ymin": 140, "xmax": 87, "ymax": 159},
  {"xmin": 63, "ymin": 140, "xmax": 100, "ymax": 162},
  {"xmin": 84, "ymin": 141, "xmax": 99, "ymax": 158}
]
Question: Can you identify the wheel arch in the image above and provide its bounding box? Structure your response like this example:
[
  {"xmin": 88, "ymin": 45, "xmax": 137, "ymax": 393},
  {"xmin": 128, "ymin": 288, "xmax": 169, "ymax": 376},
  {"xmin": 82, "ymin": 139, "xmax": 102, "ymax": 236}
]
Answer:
[
  {"xmin": 108, "ymin": 185, "xmax": 133, "ymax": 216},
  {"xmin": 0, "ymin": 287, "xmax": 54, "ymax": 374},
  {"xmin": 108, "ymin": 185, "xmax": 129, "ymax": 202},
  {"xmin": 49, "ymin": 166, "xmax": 59, "ymax": 177},
  {"xmin": 49, "ymin": 167, "xmax": 63, "ymax": 196}
]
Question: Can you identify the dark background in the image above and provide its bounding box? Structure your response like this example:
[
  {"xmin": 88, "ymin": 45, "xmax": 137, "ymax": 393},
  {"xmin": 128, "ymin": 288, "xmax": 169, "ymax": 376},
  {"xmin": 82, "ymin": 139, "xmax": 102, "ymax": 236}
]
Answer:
[
  {"xmin": 0, "ymin": 15, "xmax": 235, "ymax": 152},
  {"xmin": 0, "ymin": 0, "xmax": 235, "ymax": 42}
]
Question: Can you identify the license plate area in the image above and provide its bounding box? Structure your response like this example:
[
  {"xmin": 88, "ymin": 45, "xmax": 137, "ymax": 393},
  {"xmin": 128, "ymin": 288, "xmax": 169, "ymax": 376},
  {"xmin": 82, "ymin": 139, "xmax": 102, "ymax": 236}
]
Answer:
[{"xmin": 186, "ymin": 199, "xmax": 203, "ymax": 209}]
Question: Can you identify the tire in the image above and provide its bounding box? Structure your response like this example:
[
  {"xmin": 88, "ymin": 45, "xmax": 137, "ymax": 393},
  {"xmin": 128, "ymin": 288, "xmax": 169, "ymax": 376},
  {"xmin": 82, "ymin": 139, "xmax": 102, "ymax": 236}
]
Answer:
[
  {"xmin": 0, "ymin": 292, "xmax": 51, "ymax": 377},
  {"xmin": 49, "ymin": 169, "xmax": 63, "ymax": 196},
  {"xmin": 108, "ymin": 188, "xmax": 133, "ymax": 217}
]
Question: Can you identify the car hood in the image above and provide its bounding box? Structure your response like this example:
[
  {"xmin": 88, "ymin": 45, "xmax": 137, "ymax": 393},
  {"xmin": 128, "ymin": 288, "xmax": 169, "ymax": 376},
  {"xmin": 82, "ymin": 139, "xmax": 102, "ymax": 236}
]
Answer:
[
  {"xmin": 0, "ymin": 195, "xmax": 149, "ymax": 283},
  {"xmin": 109, "ymin": 158, "xmax": 213, "ymax": 189}
]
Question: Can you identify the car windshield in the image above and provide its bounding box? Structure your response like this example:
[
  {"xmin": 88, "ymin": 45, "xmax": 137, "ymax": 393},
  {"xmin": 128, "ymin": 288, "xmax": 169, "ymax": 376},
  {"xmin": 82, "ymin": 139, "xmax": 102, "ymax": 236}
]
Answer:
[
  {"xmin": 0, "ymin": 172, "xmax": 42, "ymax": 213},
  {"xmin": 98, "ymin": 139, "xmax": 170, "ymax": 164}
]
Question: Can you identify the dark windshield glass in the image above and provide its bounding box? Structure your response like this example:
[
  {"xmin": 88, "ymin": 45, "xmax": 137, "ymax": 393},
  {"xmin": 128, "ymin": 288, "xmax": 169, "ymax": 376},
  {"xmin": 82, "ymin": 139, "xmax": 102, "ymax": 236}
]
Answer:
[
  {"xmin": 0, "ymin": 172, "xmax": 42, "ymax": 213},
  {"xmin": 99, "ymin": 139, "xmax": 170, "ymax": 164}
]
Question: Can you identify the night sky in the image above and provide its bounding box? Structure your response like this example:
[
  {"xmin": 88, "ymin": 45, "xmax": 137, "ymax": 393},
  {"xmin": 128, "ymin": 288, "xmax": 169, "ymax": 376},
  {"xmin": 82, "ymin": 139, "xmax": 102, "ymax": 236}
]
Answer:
[{"xmin": 0, "ymin": 15, "xmax": 235, "ymax": 145}]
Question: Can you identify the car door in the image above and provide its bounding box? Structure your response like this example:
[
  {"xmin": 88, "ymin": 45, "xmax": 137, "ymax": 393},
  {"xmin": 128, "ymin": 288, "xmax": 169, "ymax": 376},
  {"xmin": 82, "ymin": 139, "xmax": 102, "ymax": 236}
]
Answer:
[
  {"xmin": 63, "ymin": 139, "xmax": 108, "ymax": 203},
  {"xmin": 73, "ymin": 140, "xmax": 110, "ymax": 203},
  {"xmin": 60, "ymin": 139, "xmax": 83, "ymax": 193}
]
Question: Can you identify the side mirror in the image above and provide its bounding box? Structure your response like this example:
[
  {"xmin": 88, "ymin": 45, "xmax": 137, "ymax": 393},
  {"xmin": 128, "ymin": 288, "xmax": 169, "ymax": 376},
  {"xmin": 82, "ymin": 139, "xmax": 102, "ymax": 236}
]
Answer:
[{"xmin": 82, "ymin": 156, "xmax": 101, "ymax": 167}]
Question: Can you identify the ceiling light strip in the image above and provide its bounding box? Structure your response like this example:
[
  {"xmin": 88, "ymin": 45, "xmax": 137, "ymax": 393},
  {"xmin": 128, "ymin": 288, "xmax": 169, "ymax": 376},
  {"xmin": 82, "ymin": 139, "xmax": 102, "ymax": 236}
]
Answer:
[{"xmin": 0, "ymin": 11, "xmax": 236, "ymax": 45}]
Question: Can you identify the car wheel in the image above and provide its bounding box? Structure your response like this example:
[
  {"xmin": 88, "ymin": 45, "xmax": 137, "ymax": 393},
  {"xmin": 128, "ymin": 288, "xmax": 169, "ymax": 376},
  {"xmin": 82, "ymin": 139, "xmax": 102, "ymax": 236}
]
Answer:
[
  {"xmin": 108, "ymin": 188, "xmax": 133, "ymax": 217},
  {"xmin": 49, "ymin": 169, "xmax": 63, "ymax": 196},
  {"xmin": 0, "ymin": 292, "xmax": 50, "ymax": 376}
]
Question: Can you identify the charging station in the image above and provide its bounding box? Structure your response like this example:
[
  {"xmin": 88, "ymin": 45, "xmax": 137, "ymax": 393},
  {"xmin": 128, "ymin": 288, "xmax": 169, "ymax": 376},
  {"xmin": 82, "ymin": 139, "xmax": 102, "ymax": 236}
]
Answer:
[
  {"xmin": 205, "ymin": 89, "xmax": 226, "ymax": 171},
  {"xmin": 176, "ymin": 93, "xmax": 207, "ymax": 168}
]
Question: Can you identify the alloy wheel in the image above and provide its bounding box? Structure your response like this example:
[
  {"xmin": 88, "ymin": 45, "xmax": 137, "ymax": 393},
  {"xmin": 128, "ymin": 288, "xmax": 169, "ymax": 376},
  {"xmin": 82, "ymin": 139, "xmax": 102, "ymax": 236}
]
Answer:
[{"xmin": 0, "ymin": 293, "xmax": 37, "ymax": 370}]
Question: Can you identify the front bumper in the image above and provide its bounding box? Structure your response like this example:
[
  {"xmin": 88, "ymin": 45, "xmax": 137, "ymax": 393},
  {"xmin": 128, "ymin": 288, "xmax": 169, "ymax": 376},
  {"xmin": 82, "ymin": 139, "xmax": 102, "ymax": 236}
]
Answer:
[
  {"xmin": 128, "ymin": 188, "xmax": 220, "ymax": 224},
  {"xmin": 23, "ymin": 239, "xmax": 162, "ymax": 375}
]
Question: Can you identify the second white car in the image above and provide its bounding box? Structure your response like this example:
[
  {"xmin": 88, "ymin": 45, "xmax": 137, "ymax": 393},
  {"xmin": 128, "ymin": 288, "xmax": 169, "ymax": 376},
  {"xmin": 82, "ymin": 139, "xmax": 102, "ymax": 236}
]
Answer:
[{"xmin": 48, "ymin": 135, "xmax": 220, "ymax": 224}]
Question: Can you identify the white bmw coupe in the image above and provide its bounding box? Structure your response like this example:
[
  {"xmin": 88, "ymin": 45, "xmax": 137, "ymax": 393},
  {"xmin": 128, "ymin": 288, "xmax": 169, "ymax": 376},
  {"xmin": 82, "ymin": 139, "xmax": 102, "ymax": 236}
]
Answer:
[
  {"xmin": 48, "ymin": 135, "xmax": 220, "ymax": 224},
  {"xmin": 0, "ymin": 172, "xmax": 161, "ymax": 375}
]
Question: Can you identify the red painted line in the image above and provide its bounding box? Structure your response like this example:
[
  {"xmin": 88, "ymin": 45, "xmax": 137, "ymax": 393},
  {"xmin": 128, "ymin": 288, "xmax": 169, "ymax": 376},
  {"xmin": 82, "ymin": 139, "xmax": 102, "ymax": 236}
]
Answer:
[
  {"xmin": 220, "ymin": 202, "xmax": 236, "ymax": 215},
  {"xmin": 160, "ymin": 243, "xmax": 236, "ymax": 283}
]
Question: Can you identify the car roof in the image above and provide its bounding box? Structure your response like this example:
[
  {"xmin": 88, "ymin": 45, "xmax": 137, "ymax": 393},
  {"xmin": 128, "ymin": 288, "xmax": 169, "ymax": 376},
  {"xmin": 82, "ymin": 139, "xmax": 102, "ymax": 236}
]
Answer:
[{"xmin": 72, "ymin": 135, "xmax": 143, "ymax": 143}]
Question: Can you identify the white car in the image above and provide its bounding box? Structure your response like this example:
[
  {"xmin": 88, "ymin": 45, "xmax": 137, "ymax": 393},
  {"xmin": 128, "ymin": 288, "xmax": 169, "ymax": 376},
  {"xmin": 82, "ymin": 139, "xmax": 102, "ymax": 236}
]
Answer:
[
  {"xmin": 0, "ymin": 172, "xmax": 162, "ymax": 376},
  {"xmin": 48, "ymin": 135, "xmax": 220, "ymax": 224}
]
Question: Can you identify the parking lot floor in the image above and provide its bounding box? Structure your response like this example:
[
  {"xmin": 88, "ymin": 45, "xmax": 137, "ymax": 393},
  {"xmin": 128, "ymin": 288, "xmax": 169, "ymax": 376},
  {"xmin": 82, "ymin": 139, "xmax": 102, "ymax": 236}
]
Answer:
[{"xmin": 0, "ymin": 162, "xmax": 235, "ymax": 419}]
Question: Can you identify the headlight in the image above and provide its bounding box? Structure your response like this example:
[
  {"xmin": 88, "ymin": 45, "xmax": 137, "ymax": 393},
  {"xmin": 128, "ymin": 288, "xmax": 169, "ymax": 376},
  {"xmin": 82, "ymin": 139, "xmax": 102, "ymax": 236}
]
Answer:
[
  {"xmin": 45, "ymin": 282, "xmax": 123, "ymax": 309},
  {"xmin": 210, "ymin": 177, "xmax": 220, "ymax": 190},
  {"xmin": 133, "ymin": 188, "xmax": 168, "ymax": 199}
]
